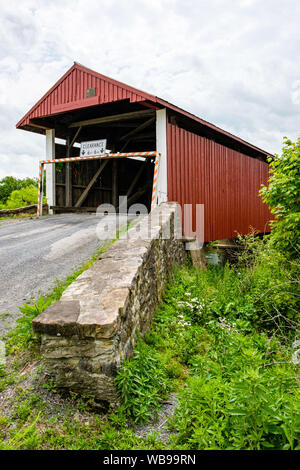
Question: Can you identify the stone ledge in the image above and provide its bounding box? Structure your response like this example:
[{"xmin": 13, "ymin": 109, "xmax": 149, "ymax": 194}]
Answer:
[
  {"xmin": 0, "ymin": 203, "xmax": 48, "ymax": 216},
  {"xmin": 33, "ymin": 202, "xmax": 186, "ymax": 404}
]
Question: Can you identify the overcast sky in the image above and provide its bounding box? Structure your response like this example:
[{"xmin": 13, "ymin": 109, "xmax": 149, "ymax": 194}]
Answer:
[{"xmin": 0, "ymin": 0, "xmax": 299, "ymax": 178}]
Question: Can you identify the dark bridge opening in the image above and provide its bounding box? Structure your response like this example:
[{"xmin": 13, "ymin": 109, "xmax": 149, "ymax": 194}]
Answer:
[{"xmin": 36, "ymin": 102, "xmax": 157, "ymax": 214}]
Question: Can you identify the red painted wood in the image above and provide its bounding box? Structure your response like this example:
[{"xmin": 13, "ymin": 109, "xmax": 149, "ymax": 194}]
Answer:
[
  {"xmin": 166, "ymin": 122, "xmax": 271, "ymax": 241},
  {"xmin": 16, "ymin": 62, "xmax": 154, "ymax": 128}
]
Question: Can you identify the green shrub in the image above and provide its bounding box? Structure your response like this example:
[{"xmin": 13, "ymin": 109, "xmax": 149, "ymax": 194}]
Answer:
[
  {"xmin": 260, "ymin": 137, "xmax": 300, "ymax": 257},
  {"xmin": 172, "ymin": 367, "xmax": 300, "ymax": 450},
  {"xmin": 260, "ymin": 137, "xmax": 300, "ymax": 219},
  {"xmin": 171, "ymin": 317, "xmax": 300, "ymax": 450},
  {"xmin": 4, "ymin": 297, "xmax": 52, "ymax": 354},
  {"xmin": 0, "ymin": 176, "xmax": 38, "ymax": 204},
  {"xmin": 268, "ymin": 213, "xmax": 300, "ymax": 255},
  {"xmin": 121, "ymin": 258, "xmax": 298, "ymax": 449},
  {"xmin": 115, "ymin": 339, "xmax": 170, "ymax": 423},
  {"xmin": 5, "ymin": 185, "xmax": 44, "ymax": 209}
]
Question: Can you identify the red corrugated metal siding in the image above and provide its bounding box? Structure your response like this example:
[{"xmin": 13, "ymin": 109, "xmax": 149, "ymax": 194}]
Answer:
[
  {"xmin": 17, "ymin": 63, "xmax": 155, "ymax": 128},
  {"xmin": 167, "ymin": 123, "xmax": 271, "ymax": 241}
]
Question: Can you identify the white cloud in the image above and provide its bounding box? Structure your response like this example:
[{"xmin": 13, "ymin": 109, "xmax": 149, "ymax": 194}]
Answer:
[
  {"xmin": 291, "ymin": 80, "xmax": 300, "ymax": 105},
  {"xmin": 0, "ymin": 0, "xmax": 299, "ymax": 177}
]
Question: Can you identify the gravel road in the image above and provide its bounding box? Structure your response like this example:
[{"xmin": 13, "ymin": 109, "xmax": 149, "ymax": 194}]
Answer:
[{"xmin": 0, "ymin": 213, "xmax": 131, "ymax": 334}]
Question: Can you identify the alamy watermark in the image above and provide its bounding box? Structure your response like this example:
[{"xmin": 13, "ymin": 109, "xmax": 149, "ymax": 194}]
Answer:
[{"xmin": 95, "ymin": 197, "xmax": 204, "ymax": 249}]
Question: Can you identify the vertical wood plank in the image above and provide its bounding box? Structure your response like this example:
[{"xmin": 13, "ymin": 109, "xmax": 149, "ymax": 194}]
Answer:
[
  {"xmin": 65, "ymin": 136, "xmax": 72, "ymax": 207},
  {"xmin": 112, "ymin": 159, "xmax": 118, "ymax": 209}
]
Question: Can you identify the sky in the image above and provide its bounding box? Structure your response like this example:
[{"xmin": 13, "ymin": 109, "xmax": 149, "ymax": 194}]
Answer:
[{"xmin": 0, "ymin": 0, "xmax": 299, "ymax": 179}]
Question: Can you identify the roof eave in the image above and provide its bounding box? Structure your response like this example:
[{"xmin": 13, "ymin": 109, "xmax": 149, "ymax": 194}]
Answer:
[
  {"xmin": 153, "ymin": 96, "xmax": 271, "ymax": 158},
  {"xmin": 16, "ymin": 62, "xmax": 272, "ymax": 158}
]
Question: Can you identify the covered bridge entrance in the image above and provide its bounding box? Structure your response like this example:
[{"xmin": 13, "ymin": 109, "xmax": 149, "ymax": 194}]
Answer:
[
  {"xmin": 52, "ymin": 110, "xmax": 158, "ymax": 214},
  {"xmin": 17, "ymin": 62, "xmax": 272, "ymax": 241},
  {"xmin": 17, "ymin": 62, "xmax": 167, "ymax": 215}
]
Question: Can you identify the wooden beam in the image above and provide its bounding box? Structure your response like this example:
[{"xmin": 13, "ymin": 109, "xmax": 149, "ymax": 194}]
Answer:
[
  {"xmin": 69, "ymin": 126, "xmax": 82, "ymax": 148},
  {"xmin": 50, "ymin": 206, "xmax": 98, "ymax": 213},
  {"xmin": 74, "ymin": 159, "xmax": 109, "ymax": 207},
  {"xmin": 130, "ymin": 132, "xmax": 155, "ymax": 141},
  {"xmin": 118, "ymin": 163, "xmax": 147, "ymax": 212},
  {"xmin": 108, "ymin": 122, "xmax": 138, "ymax": 128},
  {"xmin": 120, "ymin": 139, "xmax": 131, "ymax": 152},
  {"xmin": 119, "ymin": 117, "xmax": 155, "ymax": 141},
  {"xmin": 90, "ymin": 122, "xmax": 138, "ymax": 128},
  {"xmin": 30, "ymin": 119, "xmax": 67, "ymax": 135},
  {"xmin": 69, "ymin": 109, "xmax": 154, "ymax": 128},
  {"xmin": 56, "ymin": 183, "xmax": 112, "ymax": 191},
  {"xmin": 127, "ymin": 182, "xmax": 151, "ymax": 207},
  {"xmin": 126, "ymin": 163, "xmax": 146, "ymax": 198},
  {"xmin": 28, "ymin": 121, "xmax": 52, "ymax": 131}
]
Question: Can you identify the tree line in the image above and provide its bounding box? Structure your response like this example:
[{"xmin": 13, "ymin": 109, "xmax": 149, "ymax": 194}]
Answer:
[{"xmin": 0, "ymin": 176, "xmax": 44, "ymax": 210}]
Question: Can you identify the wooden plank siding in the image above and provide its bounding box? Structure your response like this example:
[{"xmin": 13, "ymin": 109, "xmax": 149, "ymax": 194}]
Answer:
[{"xmin": 55, "ymin": 155, "xmax": 153, "ymax": 211}]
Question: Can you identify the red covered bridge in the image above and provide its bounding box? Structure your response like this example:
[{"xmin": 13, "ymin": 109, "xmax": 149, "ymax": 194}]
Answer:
[{"xmin": 17, "ymin": 62, "xmax": 271, "ymax": 241}]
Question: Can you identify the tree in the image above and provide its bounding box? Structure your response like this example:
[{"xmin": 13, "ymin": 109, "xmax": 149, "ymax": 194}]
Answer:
[
  {"xmin": 5, "ymin": 185, "xmax": 44, "ymax": 209},
  {"xmin": 260, "ymin": 137, "xmax": 300, "ymax": 256},
  {"xmin": 0, "ymin": 176, "xmax": 38, "ymax": 204}
]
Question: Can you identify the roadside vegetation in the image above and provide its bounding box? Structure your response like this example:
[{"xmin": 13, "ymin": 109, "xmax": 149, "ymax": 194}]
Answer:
[
  {"xmin": 0, "ymin": 176, "xmax": 45, "ymax": 211},
  {"xmin": 0, "ymin": 138, "xmax": 299, "ymax": 450}
]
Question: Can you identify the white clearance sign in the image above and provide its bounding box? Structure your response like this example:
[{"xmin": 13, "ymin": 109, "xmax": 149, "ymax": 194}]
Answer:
[{"xmin": 80, "ymin": 139, "xmax": 107, "ymax": 157}]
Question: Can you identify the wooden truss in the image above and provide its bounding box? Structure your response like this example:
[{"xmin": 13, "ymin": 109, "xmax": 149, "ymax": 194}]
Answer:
[{"xmin": 37, "ymin": 151, "xmax": 160, "ymax": 217}]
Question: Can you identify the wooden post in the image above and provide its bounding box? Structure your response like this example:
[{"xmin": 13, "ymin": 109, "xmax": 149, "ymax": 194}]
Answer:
[
  {"xmin": 147, "ymin": 160, "xmax": 153, "ymax": 209},
  {"xmin": 45, "ymin": 129, "xmax": 55, "ymax": 214},
  {"xmin": 156, "ymin": 109, "xmax": 168, "ymax": 204},
  {"xmin": 65, "ymin": 136, "xmax": 72, "ymax": 207},
  {"xmin": 37, "ymin": 162, "xmax": 44, "ymax": 217},
  {"xmin": 186, "ymin": 239, "xmax": 207, "ymax": 270},
  {"xmin": 112, "ymin": 159, "xmax": 118, "ymax": 210},
  {"xmin": 40, "ymin": 164, "xmax": 45, "ymax": 216}
]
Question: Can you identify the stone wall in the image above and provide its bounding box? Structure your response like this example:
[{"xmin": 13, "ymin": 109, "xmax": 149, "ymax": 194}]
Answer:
[
  {"xmin": 33, "ymin": 203, "xmax": 186, "ymax": 406},
  {"xmin": 0, "ymin": 204, "xmax": 48, "ymax": 217}
]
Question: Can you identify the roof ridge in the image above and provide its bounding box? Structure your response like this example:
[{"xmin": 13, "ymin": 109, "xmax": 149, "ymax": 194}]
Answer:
[
  {"xmin": 16, "ymin": 62, "xmax": 156, "ymax": 129},
  {"xmin": 16, "ymin": 62, "xmax": 271, "ymax": 157},
  {"xmin": 72, "ymin": 62, "xmax": 156, "ymax": 102}
]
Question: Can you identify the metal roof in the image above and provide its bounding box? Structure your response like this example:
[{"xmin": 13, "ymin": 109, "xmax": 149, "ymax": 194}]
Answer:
[{"xmin": 17, "ymin": 62, "xmax": 270, "ymax": 157}]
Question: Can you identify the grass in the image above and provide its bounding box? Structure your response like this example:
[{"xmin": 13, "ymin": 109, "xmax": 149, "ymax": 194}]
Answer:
[
  {"xmin": 113, "ymin": 258, "xmax": 300, "ymax": 450},
  {"xmin": 0, "ymin": 214, "xmax": 36, "ymax": 221},
  {"xmin": 0, "ymin": 235, "xmax": 299, "ymax": 450}
]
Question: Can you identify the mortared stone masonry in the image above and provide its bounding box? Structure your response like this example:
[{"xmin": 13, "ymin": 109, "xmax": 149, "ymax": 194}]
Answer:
[{"xmin": 33, "ymin": 203, "xmax": 186, "ymax": 406}]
